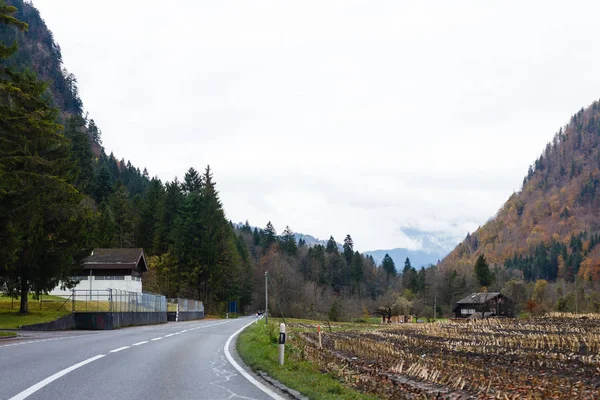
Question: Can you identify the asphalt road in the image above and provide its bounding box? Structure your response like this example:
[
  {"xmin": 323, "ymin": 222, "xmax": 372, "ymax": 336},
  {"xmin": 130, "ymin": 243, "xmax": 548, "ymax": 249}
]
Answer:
[{"xmin": 0, "ymin": 317, "xmax": 286, "ymax": 400}]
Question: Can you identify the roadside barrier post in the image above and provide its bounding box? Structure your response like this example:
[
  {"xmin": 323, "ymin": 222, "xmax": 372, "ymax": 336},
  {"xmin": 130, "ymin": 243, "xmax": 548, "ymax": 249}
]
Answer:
[
  {"xmin": 318, "ymin": 325, "xmax": 322, "ymax": 349},
  {"xmin": 278, "ymin": 323, "xmax": 286, "ymax": 365}
]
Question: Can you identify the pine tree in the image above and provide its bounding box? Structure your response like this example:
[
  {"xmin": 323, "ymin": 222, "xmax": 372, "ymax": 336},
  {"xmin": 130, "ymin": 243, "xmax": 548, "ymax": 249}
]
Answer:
[
  {"xmin": 172, "ymin": 179, "xmax": 203, "ymax": 298},
  {"xmin": 351, "ymin": 250, "xmax": 364, "ymax": 294},
  {"xmin": 87, "ymin": 118, "xmax": 102, "ymax": 145},
  {"xmin": 0, "ymin": 13, "xmax": 91, "ymax": 312},
  {"xmin": 199, "ymin": 165, "xmax": 227, "ymax": 304},
  {"xmin": 108, "ymin": 183, "xmax": 134, "ymax": 248},
  {"xmin": 0, "ymin": 2, "xmax": 27, "ymax": 59},
  {"xmin": 96, "ymin": 201, "xmax": 116, "ymax": 247},
  {"xmin": 182, "ymin": 167, "xmax": 202, "ymax": 194},
  {"xmin": 343, "ymin": 234, "xmax": 354, "ymax": 265},
  {"xmin": 136, "ymin": 178, "xmax": 164, "ymax": 254},
  {"xmin": 381, "ymin": 254, "xmax": 396, "ymax": 280},
  {"xmin": 153, "ymin": 178, "xmax": 182, "ymax": 254},
  {"xmin": 263, "ymin": 221, "xmax": 277, "ymax": 248},
  {"xmin": 235, "ymin": 234, "xmax": 253, "ymax": 309},
  {"xmin": 64, "ymin": 115, "xmax": 94, "ymax": 193},
  {"xmin": 280, "ymin": 225, "xmax": 297, "ymax": 256},
  {"xmin": 94, "ymin": 164, "xmax": 112, "ymax": 202},
  {"xmin": 474, "ymin": 254, "xmax": 494, "ymax": 287},
  {"xmin": 252, "ymin": 227, "xmax": 261, "ymax": 246},
  {"xmin": 107, "ymin": 152, "xmax": 120, "ymax": 183},
  {"xmin": 326, "ymin": 236, "xmax": 338, "ymax": 254},
  {"xmin": 242, "ymin": 220, "xmax": 251, "ymax": 233}
]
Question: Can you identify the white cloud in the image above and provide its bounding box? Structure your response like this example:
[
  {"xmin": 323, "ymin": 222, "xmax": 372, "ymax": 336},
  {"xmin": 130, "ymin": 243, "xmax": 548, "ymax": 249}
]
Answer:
[{"xmin": 30, "ymin": 0, "xmax": 600, "ymax": 252}]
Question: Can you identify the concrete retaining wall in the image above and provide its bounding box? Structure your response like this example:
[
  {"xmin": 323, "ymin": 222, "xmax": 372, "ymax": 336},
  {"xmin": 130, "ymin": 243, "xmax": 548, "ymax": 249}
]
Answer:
[
  {"xmin": 167, "ymin": 311, "xmax": 204, "ymax": 322},
  {"xmin": 20, "ymin": 314, "xmax": 76, "ymax": 331},
  {"xmin": 74, "ymin": 312, "xmax": 167, "ymax": 330}
]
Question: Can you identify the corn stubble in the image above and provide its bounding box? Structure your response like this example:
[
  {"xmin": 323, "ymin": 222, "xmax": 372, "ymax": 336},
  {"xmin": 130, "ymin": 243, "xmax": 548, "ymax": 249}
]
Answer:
[{"xmin": 297, "ymin": 314, "xmax": 600, "ymax": 399}]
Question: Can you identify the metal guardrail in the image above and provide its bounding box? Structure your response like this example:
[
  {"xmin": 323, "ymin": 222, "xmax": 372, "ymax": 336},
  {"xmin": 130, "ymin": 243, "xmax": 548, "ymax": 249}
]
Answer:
[{"xmin": 71, "ymin": 289, "xmax": 167, "ymax": 312}]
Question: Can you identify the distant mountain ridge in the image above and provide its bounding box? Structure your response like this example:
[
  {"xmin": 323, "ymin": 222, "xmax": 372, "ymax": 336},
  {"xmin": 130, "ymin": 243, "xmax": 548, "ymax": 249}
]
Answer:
[
  {"xmin": 364, "ymin": 248, "xmax": 445, "ymax": 270},
  {"xmin": 234, "ymin": 222, "xmax": 450, "ymax": 268}
]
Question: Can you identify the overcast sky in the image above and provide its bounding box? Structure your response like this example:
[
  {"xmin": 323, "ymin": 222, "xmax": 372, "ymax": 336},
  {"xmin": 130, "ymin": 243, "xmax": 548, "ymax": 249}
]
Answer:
[{"xmin": 31, "ymin": 0, "xmax": 600, "ymax": 252}]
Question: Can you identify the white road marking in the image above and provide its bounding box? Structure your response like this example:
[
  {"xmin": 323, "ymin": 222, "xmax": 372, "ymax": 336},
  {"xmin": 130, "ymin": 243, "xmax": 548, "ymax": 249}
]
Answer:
[
  {"xmin": 151, "ymin": 337, "xmax": 162, "ymax": 341},
  {"xmin": 224, "ymin": 320, "xmax": 285, "ymax": 400},
  {"xmin": 132, "ymin": 341, "xmax": 148, "ymax": 346},
  {"xmin": 8, "ymin": 354, "xmax": 105, "ymax": 400},
  {"xmin": 181, "ymin": 329, "xmax": 188, "ymax": 333},
  {"xmin": 110, "ymin": 346, "xmax": 130, "ymax": 353},
  {"xmin": 165, "ymin": 334, "xmax": 174, "ymax": 337},
  {"xmin": 0, "ymin": 335, "xmax": 95, "ymax": 349}
]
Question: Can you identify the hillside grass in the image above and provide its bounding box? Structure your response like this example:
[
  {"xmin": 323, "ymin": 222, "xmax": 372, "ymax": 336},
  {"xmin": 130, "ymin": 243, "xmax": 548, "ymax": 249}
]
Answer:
[
  {"xmin": 0, "ymin": 310, "xmax": 71, "ymax": 329},
  {"xmin": 237, "ymin": 318, "xmax": 380, "ymax": 400},
  {"xmin": 0, "ymin": 331, "xmax": 17, "ymax": 337},
  {"xmin": 0, "ymin": 294, "xmax": 72, "ymax": 328}
]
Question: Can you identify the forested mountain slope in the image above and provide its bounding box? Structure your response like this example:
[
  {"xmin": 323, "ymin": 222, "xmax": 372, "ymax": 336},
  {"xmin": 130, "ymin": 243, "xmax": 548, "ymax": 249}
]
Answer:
[
  {"xmin": 1, "ymin": 0, "xmax": 82, "ymax": 117},
  {"xmin": 0, "ymin": 0, "xmax": 150, "ymax": 195},
  {"xmin": 441, "ymin": 99, "xmax": 600, "ymax": 283},
  {"xmin": 0, "ymin": 1, "xmax": 254, "ymax": 314}
]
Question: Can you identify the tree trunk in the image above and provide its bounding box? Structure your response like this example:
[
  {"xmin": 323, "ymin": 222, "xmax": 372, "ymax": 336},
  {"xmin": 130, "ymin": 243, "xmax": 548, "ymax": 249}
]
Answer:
[{"xmin": 19, "ymin": 280, "xmax": 28, "ymax": 314}]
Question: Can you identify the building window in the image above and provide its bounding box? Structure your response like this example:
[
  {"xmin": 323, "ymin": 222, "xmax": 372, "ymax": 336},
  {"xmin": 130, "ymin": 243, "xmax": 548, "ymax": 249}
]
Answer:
[
  {"xmin": 95, "ymin": 276, "xmax": 125, "ymax": 280},
  {"xmin": 461, "ymin": 308, "xmax": 475, "ymax": 315}
]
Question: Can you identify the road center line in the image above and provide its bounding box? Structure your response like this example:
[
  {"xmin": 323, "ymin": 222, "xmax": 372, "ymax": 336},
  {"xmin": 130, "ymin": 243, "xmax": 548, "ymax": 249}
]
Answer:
[
  {"xmin": 0, "ymin": 334, "xmax": 98, "ymax": 349},
  {"xmin": 165, "ymin": 334, "xmax": 174, "ymax": 337},
  {"xmin": 132, "ymin": 341, "xmax": 148, "ymax": 346},
  {"xmin": 151, "ymin": 337, "xmax": 162, "ymax": 341},
  {"xmin": 8, "ymin": 354, "xmax": 105, "ymax": 400},
  {"xmin": 109, "ymin": 346, "xmax": 130, "ymax": 353}
]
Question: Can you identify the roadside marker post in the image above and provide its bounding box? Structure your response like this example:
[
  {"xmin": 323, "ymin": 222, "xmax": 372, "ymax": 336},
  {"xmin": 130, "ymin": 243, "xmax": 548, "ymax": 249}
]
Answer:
[
  {"xmin": 278, "ymin": 323, "xmax": 286, "ymax": 365},
  {"xmin": 318, "ymin": 325, "xmax": 322, "ymax": 349}
]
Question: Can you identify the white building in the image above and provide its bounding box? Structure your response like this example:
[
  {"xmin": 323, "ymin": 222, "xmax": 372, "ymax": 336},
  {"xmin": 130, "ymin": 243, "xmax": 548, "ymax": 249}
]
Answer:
[{"xmin": 50, "ymin": 248, "xmax": 148, "ymax": 296}]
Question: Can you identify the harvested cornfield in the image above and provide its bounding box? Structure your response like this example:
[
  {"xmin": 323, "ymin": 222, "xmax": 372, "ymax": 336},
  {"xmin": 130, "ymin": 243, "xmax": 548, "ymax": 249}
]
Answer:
[{"xmin": 298, "ymin": 314, "xmax": 600, "ymax": 399}]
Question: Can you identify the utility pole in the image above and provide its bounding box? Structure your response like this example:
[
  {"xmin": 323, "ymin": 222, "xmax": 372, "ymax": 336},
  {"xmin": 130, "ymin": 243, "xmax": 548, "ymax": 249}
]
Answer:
[{"xmin": 265, "ymin": 271, "xmax": 268, "ymax": 325}]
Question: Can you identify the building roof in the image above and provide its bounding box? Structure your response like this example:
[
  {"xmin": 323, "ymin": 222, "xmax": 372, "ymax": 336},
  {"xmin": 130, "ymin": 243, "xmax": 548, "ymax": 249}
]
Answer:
[
  {"xmin": 83, "ymin": 248, "xmax": 148, "ymax": 272},
  {"xmin": 455, "ymin": 292, "xmax": 502, "ymax": 305}
]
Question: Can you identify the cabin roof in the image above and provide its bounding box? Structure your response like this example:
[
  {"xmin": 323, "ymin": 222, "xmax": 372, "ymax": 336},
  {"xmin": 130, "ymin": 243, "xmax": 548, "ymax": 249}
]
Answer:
[
  {"xmin": 83, "ymin": 248, "xmax": 148, "ymax": 272},
  {"xmin": 455, "ymin": 292, "xmax": 503, "ymax": 305}
]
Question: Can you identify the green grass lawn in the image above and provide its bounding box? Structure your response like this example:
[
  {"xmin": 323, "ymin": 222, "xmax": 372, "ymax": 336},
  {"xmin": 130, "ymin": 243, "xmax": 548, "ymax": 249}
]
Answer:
[
  {"xmin": 237, "ymin": 318, "xmax": 380, "ymax": 400},
  {"xmin": 0, "ymin": 331, "xmax": 17, "ymax": 337},
  {"xmin": 0, "ymin": 294, "xmax": 74, "ymax": 328},
  {"xmin": 0, "ymin": 310, "xmax": 71, "ymax": 329}
]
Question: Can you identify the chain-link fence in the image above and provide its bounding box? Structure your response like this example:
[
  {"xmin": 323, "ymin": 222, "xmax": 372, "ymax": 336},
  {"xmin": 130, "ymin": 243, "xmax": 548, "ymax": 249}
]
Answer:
[
  {"xmin": 168, "ymin": 298, "xmax": 204, "ymax": 313},
  {"xmin": 71, "ymin": 289, "xmax": 166, "ymax": 312}
]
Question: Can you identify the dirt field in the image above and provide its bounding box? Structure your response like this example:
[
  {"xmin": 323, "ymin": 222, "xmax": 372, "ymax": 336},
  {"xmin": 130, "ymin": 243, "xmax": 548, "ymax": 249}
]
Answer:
[{"xmin": 298, "ymin": 314, "xmax": 600, "ymax": 399}]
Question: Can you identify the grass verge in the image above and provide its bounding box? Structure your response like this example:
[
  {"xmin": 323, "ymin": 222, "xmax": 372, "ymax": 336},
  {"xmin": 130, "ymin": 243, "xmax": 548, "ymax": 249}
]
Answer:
[
  {"xmin": 0, "ymin": 331, "xmax": 17, "ymax": 337},
  {"xmin": 237, "ymin": 318, "xmax": 380, "ymax": 400},
  {"xmin": 0, "ymin": 310, "xmax": 70, "ymax": 329}
]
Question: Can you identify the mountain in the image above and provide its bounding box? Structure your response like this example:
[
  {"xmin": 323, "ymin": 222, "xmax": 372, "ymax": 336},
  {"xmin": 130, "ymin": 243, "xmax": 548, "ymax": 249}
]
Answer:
[
  {"xmin": 235, "ymin": 222, "xmax": 448, "ymax": 268},
  {"xmin": 364, "ymin": 227, "xmax": 456, "ymax": 268},
  {"xmin": 440, "ymin": 99, "xmax": 600, "ymax": 283},
  {"xmin": 364, "ymin": 248, "xmax": 445, "ymax": 270},
  {"xmin": 0, "ymin": 0, "xmax": 83, "ymax": 117},
  {"xmin": 1, "ymin": 0, "xmax": 151, "ymax": 196}
]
